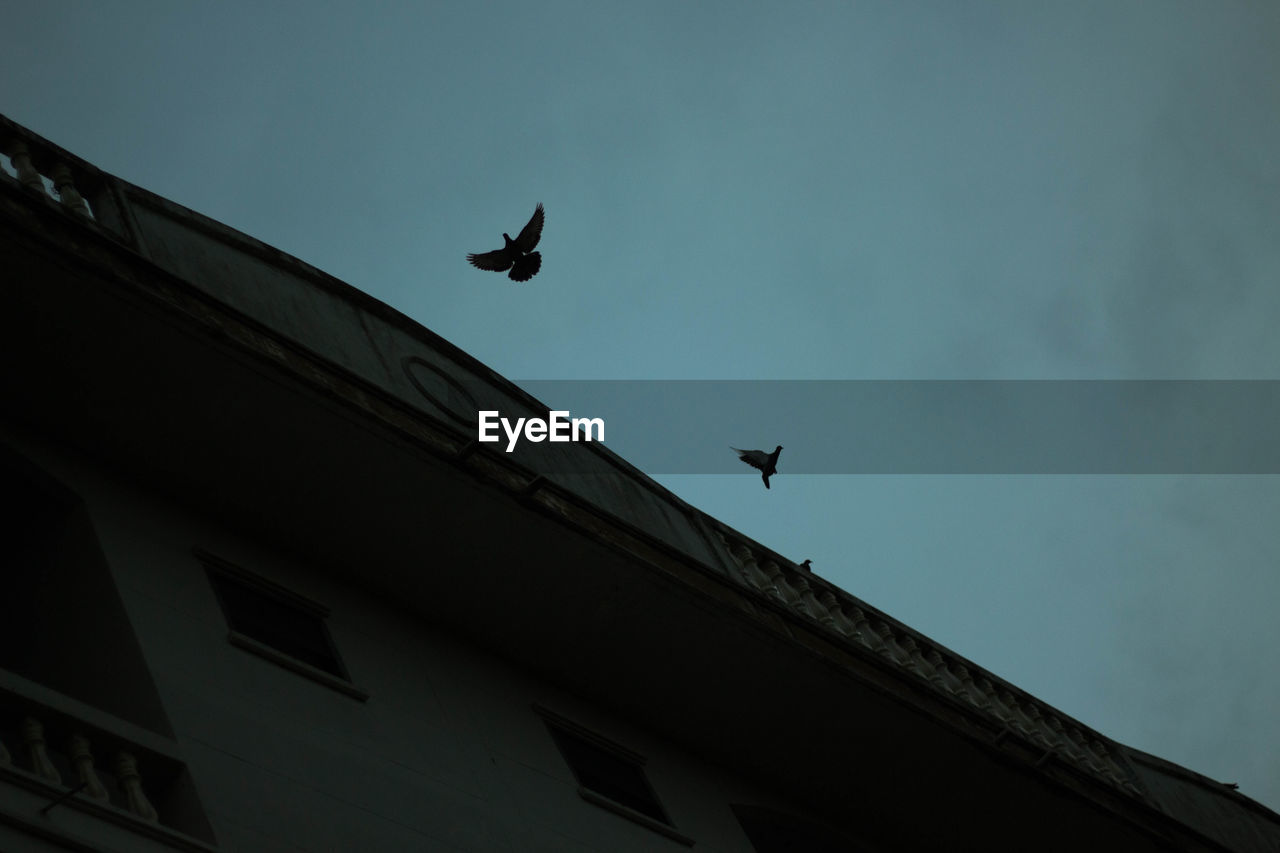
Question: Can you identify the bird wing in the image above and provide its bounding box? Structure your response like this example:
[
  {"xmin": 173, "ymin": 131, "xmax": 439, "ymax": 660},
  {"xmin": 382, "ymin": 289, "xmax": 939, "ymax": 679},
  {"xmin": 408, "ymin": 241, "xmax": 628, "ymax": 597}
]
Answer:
[
  {"xmin": 512, "ymin": 203, "xmax": 545, "ymax": 253},
  {"xmin": 731, "ymin": 447, "xmax": 770, "ymax": 471},
  {"xmin": 467, "ymin": 249, "xmax": 514, "ymax": 272}
]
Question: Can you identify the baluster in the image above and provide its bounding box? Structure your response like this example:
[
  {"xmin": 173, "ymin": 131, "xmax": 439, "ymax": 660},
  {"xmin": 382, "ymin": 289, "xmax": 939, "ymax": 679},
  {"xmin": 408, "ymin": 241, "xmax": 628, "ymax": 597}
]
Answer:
[
  {"xmin": 816, "ymin": 591, "xmax": 857, "ymax": 636},
  {"xmin": 899, "ymin": 637, "xmax": 933, "ymax": 678},
  {"xmin": 847, "ymin": 607, "xmax": 883, "ymax": 651},
  {"xmin": 997, "ymin": 690, "xmax": 1036, "ymax": 737},
  {"xmin": 1046, "ymin": 717, "xmax": 1088, "ymax": 763},
  {"xmin": 1085, "ymin": 739, "xmax": 1112, "ymax": 772},
  {"xmin": 977, "ymin": 679, "xmax": 1017, "ymax": 729},
  {"xmin": 1090, "ymin": 742, "xmax": 1121, "ymax": 773},
  {"xmin": 5, "ymin": 140, "xmax": 45, "ymax": 192},
  {"xmin": 115, "ymin": 752, "xmax": 158, "ymax": 821},
  {"xmin": 1086, "ymin": 740, "xmax": 1128, "ymax": 788},
  {"xmin": 763, "ymin": 561, "xmax": 797, "ymax": 604},
  {"xmin": 924, "ymin": 649, "xmax": 961, "ymax": 693},
  {"xmin": 21, "ymin": 717, "xmax": 62, "ymax": 783},
  {"xmin": 68, "ymin": 735, "xmax": 110, "ymax": 801},
  {"xmin": 743, "ymin": 560, "xmax": 773, "ymax": 592},
  {"xmin": 1022, "ymin": 705, "xmax": 1058, "ymax": 749},
  {"xmin": 49, "ymin": 162, "xmax": 91, "ymax": 217},
  {"xmin": 790, "ymin": 574, "xmax": 826, "ymax": 620},
  {"xmin": 952, "ymin": 664, "xmax": 986, "ymax": 708},
  {"xmin": 1071, "ymin": 732, "xmax": 1109, "ymax": 773},
  {"xmin": 874, "ymin": 622, "xmax": 911, "ymax": 665},
  {"xmin": 727, "ymin": 539, "xmax": 772, "ymax": 592},
  {"xmin": 722, "ymin": 535, "xmax": 747, "ymax": 578}
]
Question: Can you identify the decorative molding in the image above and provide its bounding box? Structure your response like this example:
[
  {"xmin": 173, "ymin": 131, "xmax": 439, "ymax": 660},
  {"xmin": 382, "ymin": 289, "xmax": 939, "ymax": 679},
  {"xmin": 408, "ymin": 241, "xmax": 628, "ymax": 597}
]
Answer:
[
  {"xmin": 577, "ymin": 787, "xmax": 695, "ymax": 847},
  {"xmin": 401, "ymin": 355, "xmax": 481, "ymax": 427},
  {"xmin": 531, "ymin": 704, "xmax": 648, "ymax": 766},
  {"xmin": 226, "ymin": 632, "xmax": 369, "ymax": 703},
  {"xmin": 194, "ymin": 549, "xmax": 331, "ymax": 617}
]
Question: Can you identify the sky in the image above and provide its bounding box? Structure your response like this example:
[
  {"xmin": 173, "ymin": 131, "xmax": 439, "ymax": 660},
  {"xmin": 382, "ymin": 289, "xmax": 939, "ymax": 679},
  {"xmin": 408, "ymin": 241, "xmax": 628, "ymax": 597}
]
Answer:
[{"xmin": 4, "ymin": 0, "xmax": 1280, "ymax": 812}]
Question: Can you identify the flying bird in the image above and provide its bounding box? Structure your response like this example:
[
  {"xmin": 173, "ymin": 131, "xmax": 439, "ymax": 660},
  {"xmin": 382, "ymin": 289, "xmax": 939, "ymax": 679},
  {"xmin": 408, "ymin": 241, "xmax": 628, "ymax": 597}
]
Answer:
[
  {"xmin": 466, "ymin": 203, "xmax": 545, "ymax": 282},
  {"xmin": 732, "ymin": 445, "xmax": 783, "ymax": 489}
]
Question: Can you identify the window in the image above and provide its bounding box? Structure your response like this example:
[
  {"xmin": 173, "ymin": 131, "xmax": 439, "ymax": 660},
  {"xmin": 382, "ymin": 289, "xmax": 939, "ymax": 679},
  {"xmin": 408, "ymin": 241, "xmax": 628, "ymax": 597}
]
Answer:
[
  {"xmin": 206, "ymin": 569, "xmax": 339, "ymax": 675},
  {"xmin": 548, "ymin": 724, "xmax": 667, "ymax": 822},
  {"xmin": 200, "ymin": 550, "xmax": 365, "ymax": 700},
  {"xmin": 536, "ymin": 705, "xmax": 691, "ymax": 845}
]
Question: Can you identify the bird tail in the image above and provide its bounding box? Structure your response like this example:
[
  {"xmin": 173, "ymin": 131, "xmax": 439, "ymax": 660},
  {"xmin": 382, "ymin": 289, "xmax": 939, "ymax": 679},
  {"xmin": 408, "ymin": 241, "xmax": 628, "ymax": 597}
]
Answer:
[{"xmin": 509, "ymin": 252, "xmax": 542, "ymax": 282}]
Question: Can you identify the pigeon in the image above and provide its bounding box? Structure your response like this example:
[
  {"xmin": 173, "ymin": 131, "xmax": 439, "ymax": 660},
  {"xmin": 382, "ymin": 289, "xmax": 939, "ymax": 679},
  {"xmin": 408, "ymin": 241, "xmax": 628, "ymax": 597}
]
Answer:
[
  {"xmin": 467, "ymin": 203, "xmax": 545, "ymax": 282},
  {"xmin": 798, "ymin": 559, "xmax": 812, "ymax": 572},
  {"xmin": 731, "ymin": 445, "xmax": 783, "ymax": 489}
]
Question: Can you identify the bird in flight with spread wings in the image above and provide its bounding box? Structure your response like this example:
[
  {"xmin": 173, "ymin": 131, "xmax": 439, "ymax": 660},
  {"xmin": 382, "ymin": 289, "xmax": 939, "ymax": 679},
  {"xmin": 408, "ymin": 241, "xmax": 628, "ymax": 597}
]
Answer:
[
  {"xmin": 466, "ymin": 204, "xmax": 545, "ymax": 282},
  {"xmin": 732, "ymin": 445, "xmax": 783, "ymax": 489}
]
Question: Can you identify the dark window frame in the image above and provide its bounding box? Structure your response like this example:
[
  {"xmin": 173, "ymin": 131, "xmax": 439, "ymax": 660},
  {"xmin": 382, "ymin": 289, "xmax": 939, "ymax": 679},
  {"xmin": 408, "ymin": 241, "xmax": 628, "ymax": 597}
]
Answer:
[
  {"xmin": 197, "ymin": 549, "xmax": 367, "ymax": 702},
  {"xmin": 534, "ymin": 704, "xmax": 692, "ymax": 846}
]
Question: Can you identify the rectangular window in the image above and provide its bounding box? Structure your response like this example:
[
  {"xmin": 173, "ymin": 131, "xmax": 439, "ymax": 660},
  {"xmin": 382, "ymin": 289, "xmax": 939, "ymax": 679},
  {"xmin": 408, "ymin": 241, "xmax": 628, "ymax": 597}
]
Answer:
[
  {"xmin": 548, "ymin": 724, "xmax": 667, "ymax": 821},
  {"xmin": 535, "ymin": 705, "xmax": 691, "ymax": 845},
  {"xmin": 199, "ymin": 550, "xmax": 365, "ymax": 700}
]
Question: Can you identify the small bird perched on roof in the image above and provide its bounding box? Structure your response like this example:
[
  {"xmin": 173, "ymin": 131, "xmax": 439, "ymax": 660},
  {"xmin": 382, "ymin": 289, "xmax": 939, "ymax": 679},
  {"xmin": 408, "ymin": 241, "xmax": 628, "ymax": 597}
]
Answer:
[
  {"xmin": 799, "ymin": 559, "xmax": 812, "ymax": 572},
  {"xmin": 732, "ymin": 445, "xmax": 783, "ymax": 489},
  {"xmin": 467, "ymin": 203, "xmax": 545, "ymax": 282}
]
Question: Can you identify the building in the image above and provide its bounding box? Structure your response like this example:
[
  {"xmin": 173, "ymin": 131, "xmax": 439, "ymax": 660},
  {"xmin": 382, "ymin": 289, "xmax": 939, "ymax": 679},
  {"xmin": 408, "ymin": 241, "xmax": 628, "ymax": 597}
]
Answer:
[{"xmin": 2, "ymin": 112, "xmax": 1277, "ymax": 852}]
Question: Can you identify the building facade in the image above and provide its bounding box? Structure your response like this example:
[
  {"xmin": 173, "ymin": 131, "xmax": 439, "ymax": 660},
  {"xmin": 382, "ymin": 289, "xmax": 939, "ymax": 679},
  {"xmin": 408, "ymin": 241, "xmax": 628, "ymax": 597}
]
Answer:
[{"xmin": 2, "ymin": 113, "xmax": 1277, "ymax": 852}]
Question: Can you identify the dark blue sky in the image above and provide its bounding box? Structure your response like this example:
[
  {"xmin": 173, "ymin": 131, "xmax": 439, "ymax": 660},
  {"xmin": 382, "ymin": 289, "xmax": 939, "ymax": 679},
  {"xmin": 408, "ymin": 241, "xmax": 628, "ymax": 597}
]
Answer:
[{"xmin": 4, "ymin": 1, "xmax": 1278, "ymax": 810}]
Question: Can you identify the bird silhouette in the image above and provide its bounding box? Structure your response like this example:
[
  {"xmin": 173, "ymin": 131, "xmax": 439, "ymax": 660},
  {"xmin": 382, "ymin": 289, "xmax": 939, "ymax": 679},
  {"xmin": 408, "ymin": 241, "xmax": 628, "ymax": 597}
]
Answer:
[
  {"xmin": 467, "ymin": 204, "xmax": 545, "ymax": 282},
  {"xmin": 732, "ymin": 445, "xmax": 783, "ymax": 489},
  {"xmin": 799, "ymin": 559, "xmax": 812, "ymax": 572}
]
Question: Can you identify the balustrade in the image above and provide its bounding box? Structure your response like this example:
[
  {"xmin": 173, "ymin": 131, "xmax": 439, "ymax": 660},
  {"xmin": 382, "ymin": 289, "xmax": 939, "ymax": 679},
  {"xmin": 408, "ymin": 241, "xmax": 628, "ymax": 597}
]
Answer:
[
  {"xmin": 0, "ymin": 709, "xmax": 160, "ymax": 824},
  {"xmin": 1, "ymin": 116, "xmax": 102, "ymax": 224},
  {"xmin": 716, "ymin": 524, "xmax": 1146, "ymax": 799}
]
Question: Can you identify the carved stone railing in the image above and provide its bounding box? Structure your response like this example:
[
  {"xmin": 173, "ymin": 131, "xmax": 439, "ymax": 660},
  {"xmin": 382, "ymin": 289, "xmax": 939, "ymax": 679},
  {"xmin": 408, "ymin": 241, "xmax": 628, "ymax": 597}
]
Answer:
[
  {"xmin": 1, "ymin": 714, "xmax": 159, "ymax": 820},
  {"xmin": 714, "ymin": 525, "xmax": 1145, "ymax": 800},
  {"xmin": 0, "ymin": 672, "xmax": 216, "ymax": 848},
  {"xmin": 1, "ymin": 130, "xmax": 91, "ymax": 215},
  {"xmin": 0, "ymin": 113, "xmax": 139, "ymax": 245}
]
